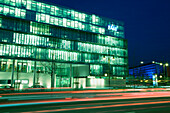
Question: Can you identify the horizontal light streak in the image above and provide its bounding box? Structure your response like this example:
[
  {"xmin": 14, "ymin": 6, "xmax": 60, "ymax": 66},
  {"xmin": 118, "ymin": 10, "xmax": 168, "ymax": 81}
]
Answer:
[
  {"xmin": 1, "ymin": 91, "xmax": 170, "ymax": 108},
  {"xmin": 0, "ymin": 88, "xmax": 168, "ymax": 96},
  {"xmin": 21, "ymin": 100, "xmax": 170, "ymax": 113}
]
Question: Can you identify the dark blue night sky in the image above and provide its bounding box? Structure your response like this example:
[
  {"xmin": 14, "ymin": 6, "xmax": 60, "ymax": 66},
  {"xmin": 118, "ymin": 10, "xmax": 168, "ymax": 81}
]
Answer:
[{"xmin": 45, "ymin": 0, "xmax": 170, "ymax": 67}]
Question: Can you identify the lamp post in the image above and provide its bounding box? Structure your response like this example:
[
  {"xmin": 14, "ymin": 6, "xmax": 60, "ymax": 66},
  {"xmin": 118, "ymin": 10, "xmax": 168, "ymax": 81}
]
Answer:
[
  {"xmin": 160, "ymin": 62, "xmax": 169, "ymax": 85},
  {"xmin": 36, "ymin": 70, "xmax": 41, "ymax": 84},
  {"xmin": 103, "ymin": 55, "xmax": 114, "ymax": 88}
]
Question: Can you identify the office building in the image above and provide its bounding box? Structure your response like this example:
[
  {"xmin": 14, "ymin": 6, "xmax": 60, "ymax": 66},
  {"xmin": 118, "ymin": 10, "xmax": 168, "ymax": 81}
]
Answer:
[{"xmin": 0, "ymin": 0, "xmax": 128, "ymax": 88}]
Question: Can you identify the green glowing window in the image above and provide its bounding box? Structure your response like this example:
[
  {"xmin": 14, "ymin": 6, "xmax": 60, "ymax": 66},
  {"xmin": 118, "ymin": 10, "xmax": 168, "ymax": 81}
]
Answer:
[
  {"xmin": 50, "ymin": 16, "xmax": 55, "ymax": 24},
  {"xmin": 46, "ymin": 4, "xmax": 51, "ymax": 14},
  {"xmin": 46, "ymin": 14, "xmax": 50, "ymax": 23},
  {"xmin": 36, "ymin": 13, "xmax": 40, "ymax": 22},
  {"xmin": 37, "ymin": 2, "xmax": 41, "ymax": 12},
  {"xmin": 26, "ymin": 0, "xmax": 32, "ymax": 10},
  {"xmin": 40, "ymin": 14, "xmax": 46, "ymax": 22},
  {"xmin": 31, "ymin": 1, "xmax": 37, "ymax": 11},
  {"xmin": 58, "ymin": 7, "xmax": 63, "ymax": 16},
  {"xmin": 75, "ymin": 21, "xmax": 78, "ymax": 28},
  {"xmin": 67, "ymin": 19, "xmax": 71, "ymax": 27},
  {"xmin": 10, "ymin": 0, "xmax": 16, "ymax": 6},
  {"xmin": 71, "ymin": 10, "xmax": 74, "ymax": 19},
  {"xmin": 54, "ymin": 17, "xmax": 59, "ymax": 25},
  {"xmin": 67, "ymin": 9, "xmax": 71, "ymax": 18},
  {"xmin": 9, "ymin": 7, "xmax": 15, "ymax": 16},
  {"xmin": 41, "ymin": 3, "xmax": 46, "ymax": 13},
  {"xmin": 4, "ymin": 0, "xmax": 10, "ymax": 4},
  {"xmin": 63, "ymin": 18, "xmax": 67, "ymax": 27},
  {"xmin": 0, "ymin": 4, "xmax": 3, "ymax": 14},
  {"xmin": 63, "ymin": 9, "xmax": 67, "ymax": 17},
  {"xmin": 21, "ymin": 0, "xmax": 26, "ymax": 7},
  {"xmin": 71, "ymin": 21, "xmax": 74, "ymax": 28},
  {"xmin": 55, "ymin": 6, "xmax": 59, "ymax": 16},
  {"xmin": 50, "ymin": 6, "xmax": 55, "ymax": 15},
  {"xmin": 90, "ymin": 65, "xmax": 103, "ymax": 75},
  {"xmin": 58, "ymin": 18, "xmax": 63, "ymax": 26},
  {"xmin": 74, "ymin": 11, "xmax": 79, "ymax": 20},
  {"xmin": 78, "ymin": 22, "xmax": 82, "ymax": 30},
  {"xmin": 81, "ymin": 13, "xmax": 86, "ymax": 22},
  {"xmin": 15, "ymin": 8, "xmax": 21, "ymax": 17},
  {"xmin": 4, "ymin": 6, "xmax": 9, "ymax": 15},
  {"xmin": 16, "ymin": 0, "xmax": 22, "ymax": 7},
  {"xmin": 0, "ymin": 18, "xmax": 2, "ymax": 27}
]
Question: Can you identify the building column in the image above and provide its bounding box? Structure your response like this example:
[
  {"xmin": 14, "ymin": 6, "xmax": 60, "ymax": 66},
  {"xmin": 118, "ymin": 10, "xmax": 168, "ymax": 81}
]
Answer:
[
  {"xmin": 51, "ymin": 62, "xmax": 55, "ymax": 88},
  {"xmin": 33, "ymin": 61, "xmax": 36, "ymax": 86},
  {"xmin": 70, "ymin": 64, "xmax": 73, "ymax": 88},
  {"xmin": 11, "ymin": 59, "xmax": 15, "ymax": 87}
]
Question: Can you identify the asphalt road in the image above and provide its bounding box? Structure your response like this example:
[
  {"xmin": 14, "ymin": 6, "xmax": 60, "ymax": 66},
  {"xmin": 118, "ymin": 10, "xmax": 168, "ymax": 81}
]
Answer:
[{"xmin": 1, "ymin": 97, "xmax": 170, "ymax": 113}]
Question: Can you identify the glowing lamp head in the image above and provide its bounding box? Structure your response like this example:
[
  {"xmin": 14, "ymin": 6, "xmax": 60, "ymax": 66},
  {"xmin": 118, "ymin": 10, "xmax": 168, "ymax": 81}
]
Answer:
[
  {"xmin": 165, "ymin": 63, "xmax": 169, "ymax": 66},
  {"xmin": 140, "ymin": 61, "xmax": 144, "ymax": 64}
]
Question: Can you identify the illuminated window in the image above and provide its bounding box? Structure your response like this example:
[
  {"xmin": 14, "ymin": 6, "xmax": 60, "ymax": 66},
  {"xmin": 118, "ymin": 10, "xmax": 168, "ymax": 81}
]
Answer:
[
  {"xmin": 40, "ymin": 13, "xmax": 45, "ymax": 22},
  {"xmin": 46, "ymin": 14, "xmax": 50, "ymax": 23},
  {"xmin": 55, "ymin": 6, "xmax": 59, "ymax": 16},
  {"xmin": 0, "ymin": 18, "xmax": 2, "ymax": 27},
  {"xmin": 10, "ymin": 0, "xmax": 16, "ymax": 6},
  {"xmin": 75, "ymin": 12, "xmax": 78, "ymax": 20},
  {"xmin": 9, "ymin": 7, "xmax": 15, "ymax": 16},
  {"xmin": 4, "ymin": 0, "xmax": 10, "ymax": 4},
  {"xmin": 50, "ymin": 16, "xmax": 55, "ymax": 24},
  {"xmin": 26, "ymin": 0, "xmax": 32, "ymax": 10},
  {"xmin": 50, "ymin": 6, "xmax": 55, "ymax": 15},
  {"xmin": 71, "ymin": 21, "xmax": 74, "ymax": 28},
  {"xmin": 63, "ymin": 18, "xmax": 67, "ymax": 27},
  {"xmin": 21, "ymin": 9, "xmax": 26, "ymax": 18},
  {"xmin": 41, "ymin": 3, "xmax": 46, "ymax": 13},
  {"xmin": 54, "ymin": 17, "xmax": 59, "ymax": 25},
  {"xmin": 21, "ymin": 0, "xmax": 26, "ymax": 7},
  {"xmin": 4, "ymin": 6, "xmax": 9, "ymax": 15},
  {"xmin": 67, "ymin": 19, "xmax": 71, "ymax": 27},
  {"xmin": 0, "ymin": 4, "xmax": 3, "ymax": 14},
  {"xmin": 37, "ymin": 2, "xmax": 41, "ymax": 12},
  {"xmin": 46, "ymin": 4, "xmax": 51, "ymax": 14},
  {"xmin": 31, "ymin": 1, "xmax": 37, "ymax": 11},
  {"xmin": 16, "ymin": 0, "xmax": 22, "ymax": 7}
]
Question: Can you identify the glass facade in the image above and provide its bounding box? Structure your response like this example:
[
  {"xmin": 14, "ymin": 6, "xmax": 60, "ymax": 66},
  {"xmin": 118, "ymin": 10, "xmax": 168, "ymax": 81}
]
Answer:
[{"xmin": 0, "ymin": 0, "xmax": 128, "ymax": 88}]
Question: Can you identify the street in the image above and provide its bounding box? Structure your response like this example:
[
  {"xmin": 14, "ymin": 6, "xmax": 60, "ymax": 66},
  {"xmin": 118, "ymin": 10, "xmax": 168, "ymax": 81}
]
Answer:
[
  {"xmin": 1, "ymin": 97, "xmax": 170, "ymax": 113},
  {"xmin": 0, "ymin": 89, "xmax": 170, "ymax": 113}
]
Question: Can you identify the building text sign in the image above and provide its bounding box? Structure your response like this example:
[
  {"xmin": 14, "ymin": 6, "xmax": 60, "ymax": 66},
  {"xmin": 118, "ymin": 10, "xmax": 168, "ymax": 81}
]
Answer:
[{"xmin": 108, "ymin": 24, "xmax": 118, "ymax": 31}]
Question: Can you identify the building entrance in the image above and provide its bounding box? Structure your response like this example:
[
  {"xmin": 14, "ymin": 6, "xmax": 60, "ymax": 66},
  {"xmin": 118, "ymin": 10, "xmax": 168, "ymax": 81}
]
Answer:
[{"xmin": 56, "ymin": 76, "xmax": 70, "ymax": 87}]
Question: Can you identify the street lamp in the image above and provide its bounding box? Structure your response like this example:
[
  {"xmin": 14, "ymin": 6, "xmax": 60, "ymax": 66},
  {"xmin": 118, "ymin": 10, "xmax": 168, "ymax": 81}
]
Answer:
[
  {"xmin": 160, "ymin": 63, "xmax": 163, "ymax": 66},
  {"xmin": 165, "ymin": 63, "xmax": 169, "ymax": 67},
  {"xmin": 160, "ymin": 62, "xmax": 169, "ymax": 85},
  {"xmin": 103, "ymin": 55, "xmax": 115, "ymax": 88},
  {"xmin": 36, "ymin": 70, "xmax": 41, "ymax": 84}
]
